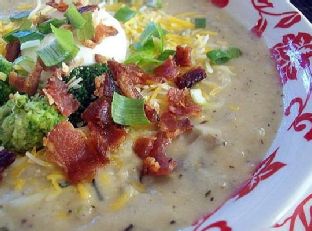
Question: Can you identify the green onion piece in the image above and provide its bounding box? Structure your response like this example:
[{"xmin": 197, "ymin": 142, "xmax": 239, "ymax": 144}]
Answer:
[
  {"xmin": 65, "ymin": 5, "xmax": 86, "ymax": 29},
  {"xmin": 18, "ymin": 19, "xmax": 32, "ymax": 30},
  {"xmin": 114, "ymin": 6, "xmax": 136, "ymax": 23},
  {"xmin": 146, "ymin": 0, "xmax": 163, "ymax": 8},
  {"xmin": 10, "ymin": 11, "xmax": 30, "ymax": 21},
  {"xmin": 134, "ymin": 22, "xmax": 165, "ymax": 51},
  {"xmin": 0, "ymin": 72, "xmax": 7, "ymax": 81},
  {"xmin": 77, "ymin": 13, "xmax": 94, "ymax": 41},
  {"xmin": 125, "ymin": 50, "xmax": 162, "ymax": 71},
  {"xmin": 38, "ymin": 18, "xmax": 67, "ymax": 34},
  {"xmin": 51, "ymin": 25, "xmax": 79, "ymax": 59},
  {"xmin": 158, "ymin": 49, "xmax": 176, "ymax": 61},
  {"xmin": 194, "ymin": 18, "xmax": 206, "ymax": 28},
  {"xmin": 37, "ymin": 41, "xmax": 69, "ymax": 67},
  {"xmin": 0, "ymin": 56, "xmax": 13, "ymax": 75},
  {"xmin": 13, "ymin": 56, "xmax": 35, "ymax": 73},
  {"xmin": 206, "ymin": 47, "xmax": 242, "ymax": 65},
  {"xmin": 111, "ymin": 92, "xmax": 150, "ymax": 126},
  {"xmin": 3, "ymin": 30, "xmax": 44, "ymax": 43},
  {"xmin": 21, "ymin": 39, "xmax": 41, "ymax": 50}
]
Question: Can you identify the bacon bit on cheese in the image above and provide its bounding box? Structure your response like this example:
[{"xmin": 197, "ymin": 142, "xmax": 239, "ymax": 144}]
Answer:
[
  {"xmin": 175, "ymin": 45, "xmax": 192, "ymax": 67},
  {"xmin": 154, "ymin": 57, "xmax": 179, "ymax": 80},
  {"xmin": 9, "ymin": 60, "xmax": 43, "ymax": 96},
  {"xmin": 5, "ymin": 40, "xmax": 20, "ymax": 62},
  {"xmin": 43, "ymin": 77, "xmax": 80, "ymax": 117},
  {"xmin": 46, "ymin": 0, "xmax": 69, "ymax": 12}
]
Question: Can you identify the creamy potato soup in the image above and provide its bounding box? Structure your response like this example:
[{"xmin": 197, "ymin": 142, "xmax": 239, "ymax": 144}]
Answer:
[{"xmin": 0, "ymin": 0, "xmax": 282, "ymax": 231}]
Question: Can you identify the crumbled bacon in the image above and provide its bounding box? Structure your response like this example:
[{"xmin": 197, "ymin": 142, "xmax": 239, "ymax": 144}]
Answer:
[
  {"xmin": 46, "ymin": 121, "xmax": 108, "ymax": 184},
  {"xmin": 154, "ymin": 57, "xmax": 178, "ymax": 80},
  {"xmin": 81, "ymin": 40, "xmax": 96, "ymax": 49},
  {"xmin": 82, "ymin": 97, "xmax": 112, "ymax": 127},
  {"xmin": 94, "ymin": 73, "xmax": 118, "ymax": 98},
  {"xmin": 5, "ymin": 40, "xmax": 20, "ymax": 62},
  {"xmin": 159, "ymin": 112, "xmax": 192, "ymax": 139},
  {"xmin": 47, "ymin": 0, "xmax": 68, "ymax": 12},
  {"xmin": 43, "ymin": 77, "xmax": 80, "ymax": 117},
  {"xmin": 95, "ymin": 54, "xmax": 107, "ymax": 64},
  {"xmin": 9, "ymin": 61, "xmax": 43, "ymax": 96},
  {"xmin": 78, "ymin": 4, "xmax": 98, "ymax": 13},
  {"xmin": 0, "ymin": 150, "xmax": 16, "ymax": 181},
  {"xmin": 93, "ymin": 24, "xmax": 118, "ymax": 44},
  {"xmin": 134, "ymin": 132, "xmax": 176, "ymax": 176},
  {"xmin": 107, "ymin": 60, "xmax": 143, "ymax": 98},
  {"xmin": 175, "ymin": 67, "xmax": 207, "ymax": 89},
  {"xmin": 175, "ymin": 45, "xmax": 192, "ymax": 67},
  {"xmin": 144, "ymin": 105, "xmax": 159, "ymax": 123},
  {"xmin": 167, "ymin": 88, "xmax": 201, "ymax": 116}
]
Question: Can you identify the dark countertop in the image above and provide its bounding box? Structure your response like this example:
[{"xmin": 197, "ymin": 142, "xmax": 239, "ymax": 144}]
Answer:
[{"xmin": 291, "ymin": 0, "xmax": 312, "ymax": 22}]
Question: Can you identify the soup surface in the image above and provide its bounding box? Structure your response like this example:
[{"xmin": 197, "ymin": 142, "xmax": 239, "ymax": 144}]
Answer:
[{"xmin": 0, "ymin": 0, "xmax": 282, "ymax": 231}]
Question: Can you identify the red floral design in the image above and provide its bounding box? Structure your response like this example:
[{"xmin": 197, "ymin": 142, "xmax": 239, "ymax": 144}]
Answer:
[
  {"xmin": 211, "ymin": 0, "xmax": 229, "ymax": 8},
  {"xmin": 271, "ymin": 32, "xmax": 312, "ymax": 84},
  {"xmin": 201, "ymin": 221, "xmax": 232, "ymax": 231},
  {"xmin": 274, "ymin": 193, "xmax": 312, "ymax": 231},
  {"xmin": 235, "ymin": 148, "xmax": 286, "ymax": 200},
  {"xmin": 251, "ymin": 0, "xmax": 301, "ymax": 37}
]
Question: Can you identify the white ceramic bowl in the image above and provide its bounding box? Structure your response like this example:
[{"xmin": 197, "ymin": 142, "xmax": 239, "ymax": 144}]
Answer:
[{"xmin": 182, "ymin": 0, "xmax": 312, "ymax": 230}]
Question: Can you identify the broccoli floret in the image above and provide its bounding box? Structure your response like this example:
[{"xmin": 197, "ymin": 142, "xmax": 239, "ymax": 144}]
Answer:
[
  {"xmin": 0, "ymin": 93, "xmax": 64, "ymax": 153},
  {"xmin": 65, "ymin": 63, "xmax": 111, "ymax": 126},
  {"xmin": 0, "ymin": 81, "xmax": 14, "ymax": 106},
  {"xmin": 0, "ymin": 56, "xmax": 13, "ymax": 75}
]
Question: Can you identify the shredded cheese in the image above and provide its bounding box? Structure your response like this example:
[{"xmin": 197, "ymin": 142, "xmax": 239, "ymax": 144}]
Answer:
[
  {"xmin": 76, "ymin": 183, "xmax": 91, "ymax": 200},
  {"xmin": 25, "ymin": 151, "xmax": 52, "ymax": 167},
  {"xmin": 109, "ymin": 186, "xmax": 137, "ymax": 211},
  {"xmin": 47, "ymin": 174, "xmax": 65, "ymax": 192}
]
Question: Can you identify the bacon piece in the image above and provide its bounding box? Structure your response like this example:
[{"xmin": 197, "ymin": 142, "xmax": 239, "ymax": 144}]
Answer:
[
  {"xmin": 159, "ymin": 112, "xmax": 192, "ymax": 138},
  {"xmin": 134, "ymin": 132, "xmax": 176, "ymax": 176},
  {"xmin": 93, "ymin": 24, "xmax": 118, "ymax": 44},
  {"xmin": 5, "ymin": 40, "xmax": 20, "ymax": 62},
  {"xmin": 43, "ymin": 77, "xmax": 80, "ymax": 117},
  {"xmin": 9, "ymin": 61, "xmax": 43, "ymax": 96},
  {"xmin": 82, "ymin": 97, "xmax": 112, "ymax": 127},
  {"xmin": 144, "ymin": 105, "xmax": 159, "ymax": 123},
  {"xmin": 175, "ymin": 45, "xmax": 192, "ymax": 67},
  {"xmin": 167, "ymin": 88, "xmax": 201, "ymax": 116},
  {"xmin": 175, "ymin": 67, "xmax": 207, "ymax": 89},
  {"xmin": 0, "ymin": 150, "xmax": 16, "ymax": 181},
  {"xmin": 154, "ymin": 57, "xmax": 178, "ymax": 80},
  {"xmin": 47, "ymin": 0, "xmax": 68, "ymax": 12},
  {"xmin": 46, "ymin": 121, "xmax": 108, "ymax": 184},
  {"xmin": 94, "ymin": 73, "xmax": 117, "ymax": 98},
  {"xmin": 78, "ymin": 4, "xmax": 98, "ymax": 13},
  {"xmin": 107, "ymin": 60, "xmax": 144, "ymax": 98},
  {"xmin": 95, "ymin": 54, "xmax": 107, "ymax": 64}
]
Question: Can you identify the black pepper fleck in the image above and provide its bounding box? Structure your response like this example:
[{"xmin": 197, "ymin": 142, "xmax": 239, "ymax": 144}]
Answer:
[
  {"xmin": 200, "ymin": 120, "xmax": 208, "ymax": 124},
  {"xmin": 170, "ymin": 220, "xmax": 176, "ymax": 225},
  {"xmin": 21, "ymin": 219, "xmax": 27, "ymax": 224},
  {"xmin": 205, "ymin": 190, "xmax": 211, "ymax": 198},
  {"xmin": 91, "ymin": 205, "xmax": 96, "ymax": 209},
  {"xmin": 68, "ymin": 209, "xmax": 72, "ymax": 214},
  {"xmin": 229, "ymin": 165, "xmax": 235, "ymax": 169},
  {"xmin": 178, "ymin": 174, "xmax": 183, "ymax": 179},
  {"xmin": 123, "ymin": 224, "xmax": 134, "ymax": 231},
  {"xmin": 210, "ymin": 197, "xmax": 214, "ymax": 202},
  {"xmin": 260, "ymin": 139, "xmax": 264, "ymax": 144}
]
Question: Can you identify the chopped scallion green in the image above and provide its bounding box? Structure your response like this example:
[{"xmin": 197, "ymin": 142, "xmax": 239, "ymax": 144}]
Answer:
[
  {"xmin": 3, "ymin": 29, "xmax": 44, "ymax": 43},
  {"xmin": 194, "ymin": 18, "xmax": 206, "ymax": 28},
  {"xmin": 13, "ymin": 56, "xmax": 35, "ymax": 73},
  {"xmin": 38, "ymin": 18, "xmax": 67, "ymax": 34},
  {"xmin": 21, "ymin": 39, "xmax": 41, "ymax": 50},
  {"xmin": 65, "ymin": 5, "xmax": 86, "ymax": 29},
  {"xmin": 114, "ymin": 6, "xmax": 136, "ymax": 23},
  {"xmin": 111, "ymin": 92, "xmax": 150, "ymax": 126},
  {"xmin": 9, "ymin": 11, "xmax": 30, "ymax": 21},
  {"xmin": 158, "ymin": 49, "xmax": 176, "ymax": 61},
  {"xmin": 77, "ymin": 13, "xmax": 94, "ymax": 41},
  {"xmin": 206, "ymin": 47, "xmax": 242, "ymax": 65},
  {"xmin": 146, "ymin": 0, "xmax": 163, "ymax": 8},
  {"xmin": 37, "ymin": 41, "xmax": 69, "ymax": 67}
]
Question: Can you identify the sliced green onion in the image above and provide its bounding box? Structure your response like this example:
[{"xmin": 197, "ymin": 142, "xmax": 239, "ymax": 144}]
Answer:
[
  {"xmin": 37, "ymin": 41, "xmax": 69, "ymax": 67},
  {"xmin": 18, "ymin": 19, "xmax": 32, "ymax": 30},
  {"xmin": 206, "ymin": 47, "xmax": 242, "ymax": 65},
  {"xmin": 158, "ymin": 49, "xmax": 176, "ymax": 61},
  {"xmin": 114, "ymin": 6, "xmax": 136, "ymax": 23},
  {"xmin": 38, "ymin": 18, "xmax": 67, "ymax": 34},
  {"xmin": 65, "ymin": 5, "xmax": 86, "ymax": 29},
  {"xmin": 10, "ymin": 11, "xmax": 30, "ymax": 21},
  {"xmin": 0, "ymin": 72, "xmax": 7, "ymax": 81},
  {"xmin": 0, "ymin": 56, "xmax": 13, "ymax": 75},
  {"xmin": 111, "ymin": 92, "xmax": 150, "ymax": 126},
  {"xmin": 77, "ymin": 12, "xmax": 94, "ymax": 41},
  {"xmin": 21, "ymin": 39, "xmax": 41, "ymax": 50},
  {"xmin": 3, "ymin": 29, "xmax": 44, "ymax": 43},
  {"xmin": 134, "ymin": 22, "xmax": 165, "ymax": 51},
  {"xmin": 190, "ymin": 89, "xmax": 207, "ymax": 105},
  {"xmin": 194, "ymin": 18, "xmax": 206, "ymax": 28},
  {"xmin": 51, "ymin": 25, "xmax": 79, "ymax": 59},
  {"xmin": 13, "ymin": 56, "xmax": 35, "ymax": 73},
  {"xmin": 146, "ymin": 0, "xmax": 163, "ymax": 8}
]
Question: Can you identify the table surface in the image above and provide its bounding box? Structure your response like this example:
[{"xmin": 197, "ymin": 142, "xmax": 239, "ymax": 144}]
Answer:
[{"xmin": 291, "ymin": 0, "xmax": 312, "ymax": 22}]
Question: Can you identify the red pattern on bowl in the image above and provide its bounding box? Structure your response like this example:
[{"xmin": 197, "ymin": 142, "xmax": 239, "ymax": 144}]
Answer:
[{"xmin": 182, "ymin": 0, "xmax": 312, "ymax": 230}]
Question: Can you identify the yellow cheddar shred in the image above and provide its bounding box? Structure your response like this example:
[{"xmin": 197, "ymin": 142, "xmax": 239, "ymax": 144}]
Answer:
[
  {"xmin": 47, "ymin": 174, "xmax": 65, "ymax": 192},
  {"xmin": 76, "ymin": 183, "xmax": 91, "ymax": 200}
]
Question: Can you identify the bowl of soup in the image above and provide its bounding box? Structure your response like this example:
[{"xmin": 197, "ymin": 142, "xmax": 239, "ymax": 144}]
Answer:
[{"xmin": 0, "ymin": 0, "xmax": 311, "ymax": 231}]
